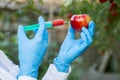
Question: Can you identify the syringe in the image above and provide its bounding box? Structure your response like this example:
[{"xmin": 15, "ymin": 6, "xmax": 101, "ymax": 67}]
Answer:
[{"xmin": 23, "ymin": 19, "xmax": 64, "ymax": 31}]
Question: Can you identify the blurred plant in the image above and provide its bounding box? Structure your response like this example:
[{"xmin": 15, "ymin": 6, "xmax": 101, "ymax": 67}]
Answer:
[
  {"xmin": 0, "ymin": 0, "xmax": 44, "ymax": 64},
  {"xmin": 0, "ymin": 0, "xmax": 120, "ymax": 80},
  {"xmin": 59, "ymin": 0, "xmax": 120, "ymax": 79},
  {"xmin": 60, "ymin": 0, "xmax": 120, "ymax": 54},
  {"xmin": 64, "ymin": 0, "xmax": 73, "ymax": 7}
]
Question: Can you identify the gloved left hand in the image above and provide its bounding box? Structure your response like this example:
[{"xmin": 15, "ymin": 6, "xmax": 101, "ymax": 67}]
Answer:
[
  {"xmin": 54, "ymin": 21, "xmax": 95, "ymax": 73},
  {"xmin": 17, "ymin": 16, "xmax": 48, "ymax": 78}
]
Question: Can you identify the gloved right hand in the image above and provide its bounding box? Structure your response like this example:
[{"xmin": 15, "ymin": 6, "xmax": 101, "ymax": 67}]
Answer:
[
  {"xmin": 54, "ymin": 21, "xmax": 95, "ymax": 72},
  {"xmin": 17, "ymin": 16, "xmax": 48, "ymax": 79}
]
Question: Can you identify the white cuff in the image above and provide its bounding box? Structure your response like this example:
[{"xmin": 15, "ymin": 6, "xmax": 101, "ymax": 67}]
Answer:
[
  {"xmin": 0, "ymin": 67, "xmax": 16, "ymax": 80},
  {"xmin": 42, "ymin": 64, "xmax": 71, "ymax": 80},
  {"xmin": 18, "ymin": 76, "xmax": 37, "ymax": 80}
]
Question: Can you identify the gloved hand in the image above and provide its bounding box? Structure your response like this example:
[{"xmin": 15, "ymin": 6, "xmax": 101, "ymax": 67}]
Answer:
[
  {"xmin": 54, "ymin": 21, "xmax": 95, "ymax": 72},
  {"xmin": 17, "ymin": 16, "xmax": 48, "ymax": 78}
]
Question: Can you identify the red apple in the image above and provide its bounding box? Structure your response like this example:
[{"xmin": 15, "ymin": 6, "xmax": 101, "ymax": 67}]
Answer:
[
  {"xmin": 111, "ymin": 2, "xmax": 117, "ymax": 8},
  {"xmin": 67, "ymin": 13, "xmax": 73, "ymax": 19},
  {"xmin": 109, "ymin": 0, "xmax": 113, "ymax": 3},
  {"xmin": 111, "ymin": 10, "xmax": 118, "ymax": 16},
  {"xmin": 109, "ymin": 2, "xmax": 118, "ymax": 16},
  {"xmin": 99, "ymin": 0, "xmax": 108, "ymax": 3},
  {"xmin": 70, "ymin": 14, "xmax": 91, "ymax": 31}
]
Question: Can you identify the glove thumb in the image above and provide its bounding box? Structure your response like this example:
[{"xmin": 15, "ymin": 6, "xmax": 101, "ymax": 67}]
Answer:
[{"xmin": 66, "ymin": 26, "xmax": 75, "ymax": 40}]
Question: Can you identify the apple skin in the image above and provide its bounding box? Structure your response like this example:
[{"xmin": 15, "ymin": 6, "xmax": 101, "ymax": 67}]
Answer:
[{"xmin": 70, "ymin": 14, "xmax": 91, "ymax": 31}]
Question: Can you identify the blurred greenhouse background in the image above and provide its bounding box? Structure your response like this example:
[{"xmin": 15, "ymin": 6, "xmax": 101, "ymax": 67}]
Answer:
[{"xmin": 0, "ymin": 0, "xmax": 120, "ymax": 80}]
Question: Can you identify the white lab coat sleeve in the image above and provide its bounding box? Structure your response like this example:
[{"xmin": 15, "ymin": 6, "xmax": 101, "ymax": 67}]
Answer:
[
  {"xmin": 42, "ymin": 64, "xmax": 71, "ymax": 80},
  {"xmin": 0, "ymin": 67, "xmax": 16, "ymax": 80},
  {"xmin": 0, "ymin": 50, "xmax": 19, "ymax": 77},
  {"xmin": 18, "ymin": 76, "xmax": 37, "ymax": 80}
]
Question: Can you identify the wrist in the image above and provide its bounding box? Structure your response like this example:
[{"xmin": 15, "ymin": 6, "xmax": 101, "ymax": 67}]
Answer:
[
  {"xmin": 18, "ymin": 66, "xmax": 38, "ymax": 79},
  {"xmin": 53, "ymin": 57, "xmax": 70, "ymax": 73}
]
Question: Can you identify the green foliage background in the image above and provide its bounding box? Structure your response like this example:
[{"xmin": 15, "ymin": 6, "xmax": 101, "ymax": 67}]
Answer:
[{"xmin": 0, "ymin": 0, "xmax": 120, "ymax": 80}]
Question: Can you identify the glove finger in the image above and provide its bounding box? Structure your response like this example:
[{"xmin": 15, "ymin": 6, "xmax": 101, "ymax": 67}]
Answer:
[
  {"xmin": 78, "ymin": 32, "xmax": 88, "ymax": 51},
  {"xmin": 88, "ymin": 21, "xmax": 95, "ymax": 37},
  {"xmin": 65, "ymin": 25, "xmax": 75, "ymax": 40},
  {"xmin": 17, "ymin": 25, "xmax": 28, "ymax": 41},
  {"xmin": 82, "ymin": 27, "xmax": 93, "ymax": 45},
  {"xmin": 34, "ymin": 16, "xmax": 46, "ymax": 39},
  {"xmin": 43, "ymin": 30, "xmax": 48, "ymax": 40}
]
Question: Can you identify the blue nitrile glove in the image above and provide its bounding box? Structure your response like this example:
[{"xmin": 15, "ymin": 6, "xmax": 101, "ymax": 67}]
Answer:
[
  {"xmin": 54, "ymin": 21, "xmax": 95, "ymax": 72},
  {"xmin": 17, "ymin": 16, "xmax": 48, "ymax": 78}
]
